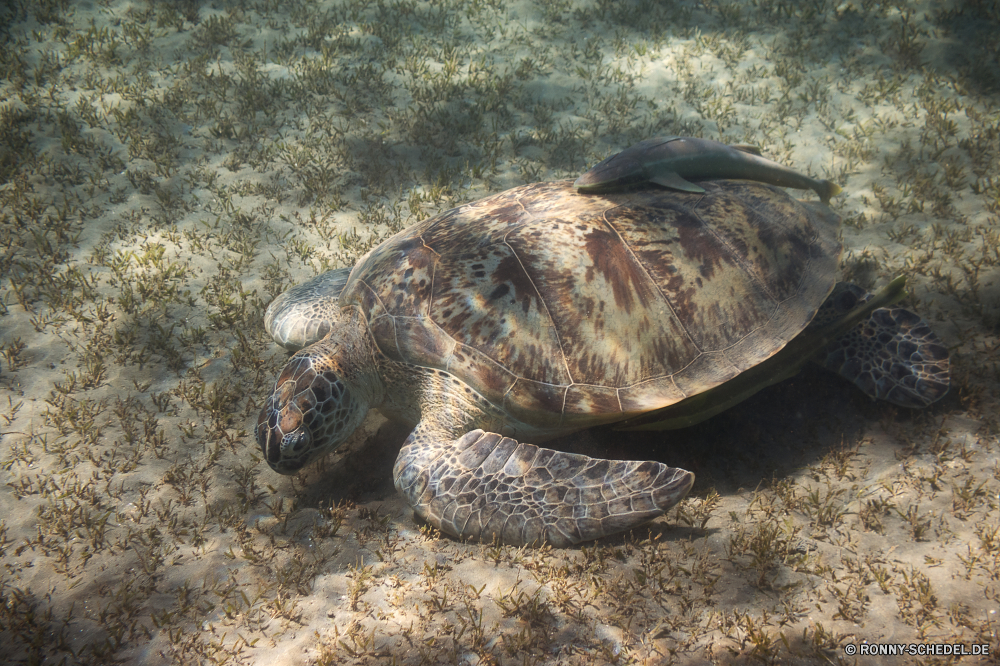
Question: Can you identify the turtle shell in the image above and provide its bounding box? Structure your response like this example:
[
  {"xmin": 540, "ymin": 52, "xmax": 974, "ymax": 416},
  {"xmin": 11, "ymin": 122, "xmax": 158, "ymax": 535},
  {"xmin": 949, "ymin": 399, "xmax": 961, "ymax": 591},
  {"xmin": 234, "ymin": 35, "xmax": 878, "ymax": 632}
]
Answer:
[{"xmin": 338, "ymin": 180, "xmax": 841, "ymax": 429}]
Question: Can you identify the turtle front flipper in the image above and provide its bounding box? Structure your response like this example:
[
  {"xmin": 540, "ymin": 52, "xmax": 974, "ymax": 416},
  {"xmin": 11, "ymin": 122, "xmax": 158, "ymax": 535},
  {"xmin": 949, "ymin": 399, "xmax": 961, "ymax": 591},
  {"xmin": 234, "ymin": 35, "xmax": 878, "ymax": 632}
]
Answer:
[
  {"xmin": 265, "ymin": 267, "xmax": 353, "ymax": 351},
  {"xmin": 393, "ymin": 428, "xmax": 694, "ymax": 547},
  {"xmin": 813, "ymin": 283, "xmax": 950, "ymax": 408}
]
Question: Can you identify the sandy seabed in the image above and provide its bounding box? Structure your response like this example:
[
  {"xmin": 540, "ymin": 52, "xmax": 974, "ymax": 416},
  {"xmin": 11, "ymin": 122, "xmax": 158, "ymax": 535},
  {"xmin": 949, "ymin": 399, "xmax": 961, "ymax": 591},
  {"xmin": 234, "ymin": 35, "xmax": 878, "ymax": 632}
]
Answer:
[{"xmin": 1, "ymin": 0, "xmax": 999, "ymax": 664}]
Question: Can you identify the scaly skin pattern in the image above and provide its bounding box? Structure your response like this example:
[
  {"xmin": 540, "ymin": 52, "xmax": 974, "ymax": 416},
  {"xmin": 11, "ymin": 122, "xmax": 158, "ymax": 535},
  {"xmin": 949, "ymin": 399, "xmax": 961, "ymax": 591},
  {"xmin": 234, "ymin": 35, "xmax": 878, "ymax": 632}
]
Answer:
[
  {"xmin": 811, "ymin": 283, "xmax": 950, "ymax": 408},
  {"xmin": 264, "ymin": 267, "xmax": 352, "ymax": 351},
  {"xmin": 379, "ymin": 360, "xmax": 695, "ymax": 546},
  {"xmin": 393, "ymin": 425, "xmax": 694, "ymax": 547}
]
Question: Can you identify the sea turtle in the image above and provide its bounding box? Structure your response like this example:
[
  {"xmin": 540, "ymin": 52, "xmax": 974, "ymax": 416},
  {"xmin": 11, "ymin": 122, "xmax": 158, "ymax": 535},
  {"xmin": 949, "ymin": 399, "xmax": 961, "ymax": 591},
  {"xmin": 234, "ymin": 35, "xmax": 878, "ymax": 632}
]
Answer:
[{"xmin": 255, "ymin": 180, "xmax": 949, "ymax": 547}]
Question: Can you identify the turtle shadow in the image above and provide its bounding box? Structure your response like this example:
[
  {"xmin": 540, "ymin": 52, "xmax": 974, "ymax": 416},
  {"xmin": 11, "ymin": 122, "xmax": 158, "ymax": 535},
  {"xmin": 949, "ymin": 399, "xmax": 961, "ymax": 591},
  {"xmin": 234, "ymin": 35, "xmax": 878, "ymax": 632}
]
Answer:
[
  {"xmin": 292, "ymin": 418, "xmax": 408, "ymax": 509},
  {"xmin": 547, "ymin": 363, "xmax": 890, "ymax": 500}
]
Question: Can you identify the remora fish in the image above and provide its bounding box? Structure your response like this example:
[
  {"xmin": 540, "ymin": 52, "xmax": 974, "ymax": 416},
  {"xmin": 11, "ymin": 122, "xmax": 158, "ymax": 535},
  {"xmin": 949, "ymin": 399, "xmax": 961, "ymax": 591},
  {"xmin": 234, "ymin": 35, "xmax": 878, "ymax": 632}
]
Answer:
[{"xmin": 574, "ymin": 136, "xmax": 842, "ymax": 203}]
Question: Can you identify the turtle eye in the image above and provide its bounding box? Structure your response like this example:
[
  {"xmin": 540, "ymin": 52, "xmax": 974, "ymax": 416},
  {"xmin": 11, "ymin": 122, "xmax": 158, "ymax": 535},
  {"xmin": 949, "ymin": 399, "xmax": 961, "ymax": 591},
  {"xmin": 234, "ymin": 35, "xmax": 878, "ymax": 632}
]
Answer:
[{"xmin": 280, "ymin": 428, "xmax": 311, "ymax": 461}]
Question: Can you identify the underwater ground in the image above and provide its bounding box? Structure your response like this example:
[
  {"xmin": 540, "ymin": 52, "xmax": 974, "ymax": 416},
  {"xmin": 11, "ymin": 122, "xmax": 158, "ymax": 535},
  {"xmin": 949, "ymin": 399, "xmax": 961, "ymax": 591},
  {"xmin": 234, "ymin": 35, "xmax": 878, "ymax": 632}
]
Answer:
[{"xmin": 1, "ymin": 0, "xmax": 999, "ymax": 664}]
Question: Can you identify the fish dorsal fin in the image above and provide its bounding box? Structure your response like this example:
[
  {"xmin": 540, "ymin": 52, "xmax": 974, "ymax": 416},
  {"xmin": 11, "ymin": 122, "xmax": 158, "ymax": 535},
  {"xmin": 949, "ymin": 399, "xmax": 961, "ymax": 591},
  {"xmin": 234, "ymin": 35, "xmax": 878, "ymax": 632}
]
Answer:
[
  {"xmin": 732, "ymin": 144, "xmax": 763, "ymax": 156},
  {"xmin": 649, "ymin": 171, "xmax": 706, "ymax": 193}
]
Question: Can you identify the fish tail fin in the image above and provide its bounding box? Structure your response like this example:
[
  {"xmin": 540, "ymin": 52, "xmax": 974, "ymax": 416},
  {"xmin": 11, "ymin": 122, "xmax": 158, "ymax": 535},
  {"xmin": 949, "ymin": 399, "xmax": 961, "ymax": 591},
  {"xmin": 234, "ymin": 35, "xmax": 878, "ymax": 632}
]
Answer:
[{"xmin": 818, "ymin": 180, "xmax": 842, "ymax": 203}]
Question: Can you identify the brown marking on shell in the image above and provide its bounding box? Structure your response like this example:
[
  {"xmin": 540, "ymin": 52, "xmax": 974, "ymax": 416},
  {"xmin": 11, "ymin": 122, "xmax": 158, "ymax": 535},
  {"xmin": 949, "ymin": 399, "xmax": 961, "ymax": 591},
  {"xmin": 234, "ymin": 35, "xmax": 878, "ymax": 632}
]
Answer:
[
  {"xmin": 344, "ymin": 180, "xmax": 840, "ymax": 425},
  {"xmin": 606, "ymin": 189, "xmax": 809, "ymax": 355},
  {"xmin": 429, "ymin": 241, "xmax": 570, "ymax": 385},
  {"xmin": 493, "ymin": 254, "xmax": 542, "ymax": 315},
  {"xmin": 393, "ymin": 316, "xmax": 458, "ymax": 369},
  {"xmin": 582, "ymin": 227, "xmax": 655, "ymax": 314},
  {"xmin": 503, "ymin": 216, "xmax": 701, "ymax": 388},
  {"xmin": 446, "ymin": 344, "xmax": 519, "ymax": 406},
  {"xmin": 562, "ymin": 383, "xmax": 626, "ymax": 423},
  {"xmin": 344, "ymin": 234, "xmax": 437, "ymax": 318},
  {"xmin": 503, "ymin": 379, "xmax": 568, "ymax": 428}
]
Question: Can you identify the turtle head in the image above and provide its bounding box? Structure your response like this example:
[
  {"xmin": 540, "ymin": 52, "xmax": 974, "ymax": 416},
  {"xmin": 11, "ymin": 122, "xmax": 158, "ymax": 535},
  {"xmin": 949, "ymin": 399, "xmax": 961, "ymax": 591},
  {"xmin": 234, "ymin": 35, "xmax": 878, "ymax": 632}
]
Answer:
[{"xmin": 255, "ymin": 341, "xmax": 370, "ymax": 474}]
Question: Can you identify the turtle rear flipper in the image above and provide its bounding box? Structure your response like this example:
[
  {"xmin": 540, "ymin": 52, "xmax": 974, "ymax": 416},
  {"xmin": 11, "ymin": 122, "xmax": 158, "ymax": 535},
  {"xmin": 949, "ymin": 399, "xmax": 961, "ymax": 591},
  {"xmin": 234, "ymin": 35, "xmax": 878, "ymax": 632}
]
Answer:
[
  {"xmin": 814, "ymin": 283, "xmax": 950, "ymax": 408},
  {"xmin": 393, "ymin": 427, "xmax": 694, "ymax": 547}
]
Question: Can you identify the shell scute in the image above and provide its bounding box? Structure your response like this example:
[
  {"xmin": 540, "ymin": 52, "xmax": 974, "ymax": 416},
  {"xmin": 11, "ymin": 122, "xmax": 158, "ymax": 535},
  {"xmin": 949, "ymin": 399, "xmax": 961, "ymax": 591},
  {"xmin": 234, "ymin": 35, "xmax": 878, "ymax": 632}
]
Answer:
[
  {"xmin": 503, "ymin": 379, "xmax": 568, "ymax": 427},
  {"xmin": 356, "ymin": 234, "xmax": 437, "ymax": 318},
  {"xmin": 393, "ymin": 316, "xmax": 457, "ymax": 369},
  {"xmin": 430, "ymin": 240, "xmax": 568, "ymax": 385},
  {"xmin": 446, "ymin": 345, "xmax": 517, "ymax": 405},
  {"xmin": 562, "ymin": 383, "xmax": 622, "ymax": 419},
  {"xmin": 367, "ymin": 314, "xmax": 400, "ymax": 362}
]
